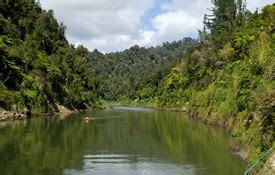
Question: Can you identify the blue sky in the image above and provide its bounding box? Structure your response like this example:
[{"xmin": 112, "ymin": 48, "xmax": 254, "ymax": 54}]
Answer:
[
  {"xmin": 141, "ymin": 0, "xmax": 171, "ymax": 31},
  {"xmin": 40, "ymin": 0, "xmax": 274, "ymax": 53}
]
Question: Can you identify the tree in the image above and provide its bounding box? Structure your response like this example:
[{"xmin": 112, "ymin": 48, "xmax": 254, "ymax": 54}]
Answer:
[
  {"xmin": 204, "ymin": 0, "xmax": 246, "ymax": 46},
  {"xmin": 33, "ymin": 10, "xmax": 67, "ymax": 54},
  {"xmin": 0, "ymin": 0, "xmax": 101, "ymax": 113}
]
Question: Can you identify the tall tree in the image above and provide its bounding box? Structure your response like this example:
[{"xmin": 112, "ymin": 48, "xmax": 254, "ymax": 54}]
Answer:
[{"xmin": 204, "ymin": 0, "xmax": 246, "ymax": 45}]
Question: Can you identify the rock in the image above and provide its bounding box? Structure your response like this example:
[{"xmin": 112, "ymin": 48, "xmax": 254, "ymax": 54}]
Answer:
[
  {"xmin": 11, "ymin": 104, "xmax": 19, "ymax": 112},
  {"xmin": 0, "ymin": 110, "xmax": 27, "ymax": 122},
  {"xmin": 57, "ymin": 105, "xmax": 74, "ymax": 115}
]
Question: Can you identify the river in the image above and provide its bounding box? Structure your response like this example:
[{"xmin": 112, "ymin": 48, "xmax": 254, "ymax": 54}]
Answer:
[{"xmin": 0, "ymin": 107, "xmax": 246, "ymax": 175}]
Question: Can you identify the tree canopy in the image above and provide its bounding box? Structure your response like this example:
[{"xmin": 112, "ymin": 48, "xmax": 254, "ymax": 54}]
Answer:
[{"xmin": 0, "ymin": 0, "xmax": 101, "ymax": 114}]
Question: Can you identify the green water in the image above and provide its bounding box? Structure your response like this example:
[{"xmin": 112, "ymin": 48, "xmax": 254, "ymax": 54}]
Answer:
[{"xmin": 0, "ymin": 107, "xmax": 246, "ymax": 175}]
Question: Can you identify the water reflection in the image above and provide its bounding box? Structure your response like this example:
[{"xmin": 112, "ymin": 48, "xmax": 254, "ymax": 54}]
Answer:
[
  {"xmin": 64, "ymin": 154, "xmax": 195, "ymax": 175},
  {"xmin": 0, "ymin": 108, "xmax": 245, "ymax": 175}
]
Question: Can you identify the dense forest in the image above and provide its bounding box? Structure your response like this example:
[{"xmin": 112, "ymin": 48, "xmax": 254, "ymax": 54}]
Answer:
[
  {"xmin": 0, "ymin": 0, "xmax": 274, "ymax": 170},
  {"xmin": 0, "ymin": 0, "xmax": 101, "ymax": 115},
  {"xmin": 89, "ymin": 39, "xmax": 197, "ymax": 100}
]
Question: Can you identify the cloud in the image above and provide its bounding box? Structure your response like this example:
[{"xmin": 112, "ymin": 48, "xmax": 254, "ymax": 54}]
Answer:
[
  {"xmin": 152, "ymin": 11, "xmax": 200, "ymax": 42},
  {"xmin": 149, "ymin": 0, "xmax": 212, "ymax": 43},
  {"xmin": 67, "ymin": 30, "xmax": 157, "ymax": 53},
  {"xmin": 41, "ymin": 0, "xmax": 154, "ymax": 39},
  {"xmin": 246, "ymin": 0, "xmax": 274, "ymax": 12},
  {"xmin": 162, "ymin": 0, "xmax": 212, "ymax": 18},
  {"xmin": 40, "ymin": 0, "xmax": 274, "ymax": 53}
]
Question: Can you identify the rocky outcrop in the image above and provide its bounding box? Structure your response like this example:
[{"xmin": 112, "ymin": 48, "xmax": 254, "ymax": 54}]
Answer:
[
  {"xmin": 57, "ymin": 105, "xmax": 73, "ymax": 114},
  {"xmin": 0, "ymin": 111, "xmax": 27, "ymax": 122}
]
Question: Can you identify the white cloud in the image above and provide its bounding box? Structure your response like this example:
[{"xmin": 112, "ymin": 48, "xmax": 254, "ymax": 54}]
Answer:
[
  {"xmin": 68, "ymin": 31, "xmax": 157, "ymax": 53},
  {"xmin": 246, "ymin": 0, "xmax": 274, "ymax": 12},
  {"xmin": 40, "ymin": 0, "xmax": 154, "ymax": 39},
  {"xmin": 138, "ymin": 0, "xmax": 212, "ymax": 46},
  {"xmin": 152, "ymin": 11, "xmax": 199, "ymax": 42},
  {"xmin": 40, "ymin": 0, "xmax": 274, "ymax": 53},
  {"xmin": 162, "ymin": 0, "xmax": 212, "ymax": 18}
]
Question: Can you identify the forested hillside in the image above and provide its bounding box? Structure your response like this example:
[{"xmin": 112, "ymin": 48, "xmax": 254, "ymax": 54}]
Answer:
[
  {"xmin": 88, "ymin": 38, "xmax": 197, "ymax": 100},
  {"xmin": 132, "ymin": 2, "xmax": 275, "ymax": 164},
  {"xmin": 0, "ymin": 0, "xmax": 101, "ymax": 115}
]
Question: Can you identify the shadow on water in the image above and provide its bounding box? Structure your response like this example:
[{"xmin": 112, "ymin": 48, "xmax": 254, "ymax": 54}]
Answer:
[
  {"xmin": 0, "ymin": 108, "xmax": 246, "ymax": 175},
  {"xmin": 110, "ymin": 106, "xmax": 155, "ymax": 112}
]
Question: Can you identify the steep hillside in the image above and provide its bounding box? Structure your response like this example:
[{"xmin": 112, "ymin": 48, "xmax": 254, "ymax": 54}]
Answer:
[
  {"xmin": 140, "ymin": 4, "xmax": 274, "ymax": 166},
  {"xmin": 0, "ymin": 0, "xmax": 101, "ymax": 116}
]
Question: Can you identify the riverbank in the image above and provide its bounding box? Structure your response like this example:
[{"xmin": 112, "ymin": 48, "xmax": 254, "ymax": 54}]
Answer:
[
  {"xmin": 0, "ymin": 110, "xmax": 27, "ymax": 122},
  {"xmin": 108, "ymin": 99, "xmax": 274, "ymax": 174},
  {"xmin": 0, "ymin": 105, "xmax": 77, "ymax": 122}
]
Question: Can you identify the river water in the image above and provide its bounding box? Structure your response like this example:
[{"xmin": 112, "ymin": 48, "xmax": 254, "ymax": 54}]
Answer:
[{"xmin": 0, "ymin": 107, "xmax": 246, "ymax": 175}]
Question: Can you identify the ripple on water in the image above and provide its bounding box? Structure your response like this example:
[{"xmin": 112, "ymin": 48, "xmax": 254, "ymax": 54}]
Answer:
[{"xmin": 63, "ymin": 154, "xmax": 196, "ymax": 175}]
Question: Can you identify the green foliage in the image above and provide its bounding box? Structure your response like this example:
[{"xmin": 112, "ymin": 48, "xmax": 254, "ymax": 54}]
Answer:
[
  {"xmin": 145, "ymin": 3, "xmax": 275, "ymax": 159},
  {"xmin": 33, "ymin": 10, "xmax": 67, "ymax": 54},
  {"xmin": 0, "ymin": 1, "xmax": 101, "ymax": 113},
  {"xmin": 204, "ymin": 0, "xmax": 247, "ymax": 45},
  {"xmin": 89, "ymin": 39, "xmax": 197, "ymax": 100}
]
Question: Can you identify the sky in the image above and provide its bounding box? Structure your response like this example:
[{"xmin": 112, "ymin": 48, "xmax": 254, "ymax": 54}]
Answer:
[{"xmin": 40, "ymin": 0, "xmax": 274, "ymax": 53}]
